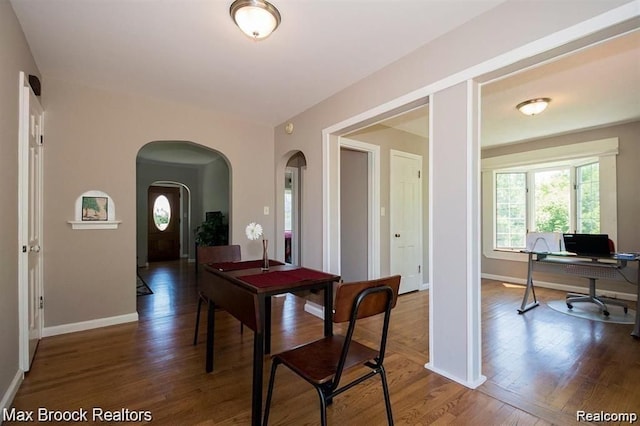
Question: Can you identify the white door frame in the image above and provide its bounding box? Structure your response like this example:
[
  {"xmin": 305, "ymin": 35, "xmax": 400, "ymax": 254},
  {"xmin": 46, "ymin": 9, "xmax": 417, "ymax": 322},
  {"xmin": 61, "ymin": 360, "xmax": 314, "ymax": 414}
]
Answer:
[
  {"xmin": 18, "ymin": 71, "xmax": 44, "ymax": 371},
  {"xmin": 149, "ymin": 181, "xmax": 191, "ymax": 260},
  {"xmin": 338, "ymin": 138, "xmax": 380, "ymax": 279},
  {"xmin": 310, "ymin": 136, "xmax": 380, "ymax": 318}
]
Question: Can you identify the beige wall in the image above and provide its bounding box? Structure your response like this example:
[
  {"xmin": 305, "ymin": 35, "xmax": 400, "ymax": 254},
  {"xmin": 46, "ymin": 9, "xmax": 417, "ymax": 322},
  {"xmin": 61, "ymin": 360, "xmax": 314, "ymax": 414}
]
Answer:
[
  {"xmin": 42, "ymin": 78, "xmax": 274, "ymax": 327},
  {"xmin": 481, "ymin": 120, "xmax": 640, "ymax": 293},
  {"xmin": 0, "ymin": 0, "xmax": 40, "ymax": 408}
]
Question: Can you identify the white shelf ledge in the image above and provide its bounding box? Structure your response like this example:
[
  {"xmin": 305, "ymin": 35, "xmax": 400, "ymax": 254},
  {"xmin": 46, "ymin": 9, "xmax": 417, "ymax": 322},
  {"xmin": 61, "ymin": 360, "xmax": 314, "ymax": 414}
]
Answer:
[{"xmin": 68, "ymin": 220, "xmax": 122, "ymax": 230}]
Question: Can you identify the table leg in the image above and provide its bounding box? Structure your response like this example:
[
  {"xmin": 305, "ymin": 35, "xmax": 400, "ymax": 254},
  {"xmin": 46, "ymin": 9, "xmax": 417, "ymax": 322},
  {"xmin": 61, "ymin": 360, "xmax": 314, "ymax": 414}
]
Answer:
[
  {"xmin": 518, "ymin": 252, "xmax": 540, "ymax": 314},
  {"xmin": 206, "ymin": 301, "xmax": 215, "ymax": 373},
  {"xmin": 251, "ymin": 330, "xmax": 264, "ymax": 426},
  {"xmin": 324, "ymin": 281, "xmax": 334, "ymax": 336},
  {"xmin": 265, "ymin": 296, "xmax": 272, "ymax": 354},
  {"xmin": 249, "ymin": 295, "xmax": 267, "ymax": 426}
]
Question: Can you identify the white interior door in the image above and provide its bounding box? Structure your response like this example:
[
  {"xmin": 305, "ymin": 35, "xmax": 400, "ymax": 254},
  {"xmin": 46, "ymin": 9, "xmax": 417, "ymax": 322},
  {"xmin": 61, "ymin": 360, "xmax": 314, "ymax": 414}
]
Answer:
[
  {"xmin": 390, "ymin": 150, "xmax": 422, "ymax": 294},
  {"xmin": 19, "ymin": 73, "xmax": 44, "ymax": 371}
]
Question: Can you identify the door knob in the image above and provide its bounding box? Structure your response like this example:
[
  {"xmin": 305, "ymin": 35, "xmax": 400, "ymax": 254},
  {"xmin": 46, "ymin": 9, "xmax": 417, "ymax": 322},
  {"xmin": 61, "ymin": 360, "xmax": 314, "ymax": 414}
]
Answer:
[{"xmin": 30, "ymin": 245, "xmax": 40, "ymax": 253}]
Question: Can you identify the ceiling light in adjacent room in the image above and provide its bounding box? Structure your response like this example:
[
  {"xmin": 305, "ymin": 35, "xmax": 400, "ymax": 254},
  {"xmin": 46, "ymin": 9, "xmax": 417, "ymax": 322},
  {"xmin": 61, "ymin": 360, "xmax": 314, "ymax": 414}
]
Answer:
[
  {"xmin": 230, "ymin": 0, "xmax": 281, "ymax": 40},
  {"xmin": 516, "ymin": 98, "xmax": 551, "ymax": 116}
]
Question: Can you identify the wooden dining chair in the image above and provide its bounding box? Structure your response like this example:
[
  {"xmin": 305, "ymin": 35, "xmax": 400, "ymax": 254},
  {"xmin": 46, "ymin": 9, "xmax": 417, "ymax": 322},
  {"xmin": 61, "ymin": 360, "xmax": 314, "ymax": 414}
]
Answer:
[
  {"xmin": 262, "ymin": 275, "xmax": 401, "ymax": 426},
  {"xmin": 193, "ymin": 244, "xmax": 241, "ymax": 345}
]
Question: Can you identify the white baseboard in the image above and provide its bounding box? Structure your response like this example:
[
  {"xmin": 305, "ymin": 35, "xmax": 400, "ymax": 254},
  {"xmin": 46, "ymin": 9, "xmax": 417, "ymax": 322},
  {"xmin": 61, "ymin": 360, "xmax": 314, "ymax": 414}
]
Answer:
[
  {"xmin": 424, "ymin": 361, "xmax": 487, "ymax": 389},
  {"xmin": 481, "ymin": 273, "xmax": 638, "ymax": 301},
  {"xmin": 304, "ymin": 301, "xmax": 324, "ymax": 319},
  {"xmin": 42, "ymin": 312, "xmax": 138, "ymax": 338},
  {"xmin": 0, "ymin": 369, "xmax": 24, "ymax": 415}
]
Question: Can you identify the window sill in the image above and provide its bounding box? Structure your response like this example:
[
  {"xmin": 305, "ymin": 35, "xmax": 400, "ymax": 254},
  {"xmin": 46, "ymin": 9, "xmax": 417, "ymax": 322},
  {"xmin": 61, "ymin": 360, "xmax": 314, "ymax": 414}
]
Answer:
[{"xmin": 483, "ymin": 248, "xmax": 528, "ymax": 262}]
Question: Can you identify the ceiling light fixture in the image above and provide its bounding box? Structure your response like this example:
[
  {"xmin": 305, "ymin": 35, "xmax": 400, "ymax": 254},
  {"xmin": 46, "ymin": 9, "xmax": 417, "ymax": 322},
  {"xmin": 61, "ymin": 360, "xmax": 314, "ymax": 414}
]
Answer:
[
  {"xmin": 516, "ymin": 98, "xmax": 551, "ymax": 116},
  {"xmin": 230, "ymin": 0, "xmax": 281, "ymax": 41}
]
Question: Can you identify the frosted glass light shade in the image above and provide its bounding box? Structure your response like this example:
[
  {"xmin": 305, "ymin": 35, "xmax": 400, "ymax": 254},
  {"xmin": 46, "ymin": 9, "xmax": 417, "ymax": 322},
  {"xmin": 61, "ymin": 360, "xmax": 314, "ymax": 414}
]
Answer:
[
  {"xmin": 517, "ymin": 98, "xmax": 551, "ymax": 116},
  {"xmin": 230, "ymin": 0, "xmax": 281, "ymax": 40}
]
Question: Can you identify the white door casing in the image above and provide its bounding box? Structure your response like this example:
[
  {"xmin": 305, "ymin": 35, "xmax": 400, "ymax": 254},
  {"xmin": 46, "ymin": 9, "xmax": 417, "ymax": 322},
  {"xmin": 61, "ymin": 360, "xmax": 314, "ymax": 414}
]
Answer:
[
  {"xmin": 18, "ymin": 72, "xmax": 44, "ymax": 371},
  {"xmin": 390, "ymin": 150, "xmax": 423, "ymax": 294}
]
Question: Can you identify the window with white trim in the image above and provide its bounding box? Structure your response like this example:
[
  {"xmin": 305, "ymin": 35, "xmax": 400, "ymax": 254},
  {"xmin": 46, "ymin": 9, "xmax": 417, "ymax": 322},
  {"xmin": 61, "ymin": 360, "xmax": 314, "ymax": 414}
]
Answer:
[
  {"xmin": 482, "ymin": 138, "xmax": 618, "ymax": 261},
  {"xmin": 495, "ymin": 161, "xmax": 599, "ymax": 250}
]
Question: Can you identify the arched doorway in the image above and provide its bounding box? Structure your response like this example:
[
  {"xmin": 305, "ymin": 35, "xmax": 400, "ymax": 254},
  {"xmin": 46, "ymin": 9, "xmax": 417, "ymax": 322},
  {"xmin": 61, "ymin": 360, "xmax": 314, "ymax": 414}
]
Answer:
[
  {"xmin": 136, "ymin": 141, "xmax": 231, "ymax": 267},
  {"xmin": 281, "ymin": 151, "xmax": 306, "ymax": 265}
]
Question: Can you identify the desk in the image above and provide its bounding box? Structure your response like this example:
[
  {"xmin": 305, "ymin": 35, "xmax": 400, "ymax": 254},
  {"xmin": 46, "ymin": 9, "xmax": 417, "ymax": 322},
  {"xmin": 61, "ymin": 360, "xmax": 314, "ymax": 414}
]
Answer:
[
  {"xmin": 519, "ymin": 251, "xmax": 640, "ymax": 338},
  {"xmin": 202, "ymin": 260, "xmax": 340, "ymax": 426}
]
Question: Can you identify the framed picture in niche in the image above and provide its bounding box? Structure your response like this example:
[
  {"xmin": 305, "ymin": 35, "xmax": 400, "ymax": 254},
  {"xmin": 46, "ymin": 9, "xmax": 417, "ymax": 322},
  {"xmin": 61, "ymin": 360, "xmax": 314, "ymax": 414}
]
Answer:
[{"xmin": 81, "ymin": 196, "xmax": 108, "ymax": 221}]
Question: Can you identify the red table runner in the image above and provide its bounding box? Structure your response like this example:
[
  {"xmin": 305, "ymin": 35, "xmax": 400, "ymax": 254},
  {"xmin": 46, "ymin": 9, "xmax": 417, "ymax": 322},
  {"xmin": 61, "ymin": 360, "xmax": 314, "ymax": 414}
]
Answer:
[
  {"xmin": 208, "ymin": 259, "xmax": 284, "ymax": 272},
  {"xmin": 238, "ymin": 268, "xmax": 336, "ymax": 288}
]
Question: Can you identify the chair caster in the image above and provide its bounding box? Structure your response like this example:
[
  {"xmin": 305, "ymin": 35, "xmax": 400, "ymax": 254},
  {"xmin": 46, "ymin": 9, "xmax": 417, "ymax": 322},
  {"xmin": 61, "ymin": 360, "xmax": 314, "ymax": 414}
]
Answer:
[
  {"xmin": 624, "ymin": 307, "xmax": 628, "ymax": 314},
  {"xmin": 567, "ymin": 303, "xmax": 573, "ymax": 310},
  {"xmin": 603, "ymin": 310, "xmax": 610, "ymax": 317}
]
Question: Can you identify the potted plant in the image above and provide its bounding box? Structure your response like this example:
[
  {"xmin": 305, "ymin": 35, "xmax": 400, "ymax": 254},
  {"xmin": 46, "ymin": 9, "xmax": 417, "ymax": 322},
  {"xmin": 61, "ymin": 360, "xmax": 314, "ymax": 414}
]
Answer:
[{"xmin": 194, "ymin": 211, "xmax": 229, "ymax": 270}]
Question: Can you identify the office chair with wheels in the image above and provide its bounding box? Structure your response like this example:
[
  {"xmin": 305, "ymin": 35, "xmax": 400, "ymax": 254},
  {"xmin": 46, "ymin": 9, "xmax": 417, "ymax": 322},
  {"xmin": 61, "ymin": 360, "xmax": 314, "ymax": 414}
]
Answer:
[
  {"xmin": 193, "ymin": 244, "xmax": 241, "ymax": 345},
  {"xmin": 263, "ymin": 275, "xmax": 401, "ymax": 426},
  {"xmin": 566, "ymin": 238, "xmax": 628, "ymax": 316}
]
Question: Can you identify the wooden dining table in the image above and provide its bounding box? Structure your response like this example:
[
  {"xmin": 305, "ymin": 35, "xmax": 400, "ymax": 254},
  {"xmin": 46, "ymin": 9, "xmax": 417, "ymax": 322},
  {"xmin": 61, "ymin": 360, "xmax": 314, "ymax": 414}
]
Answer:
[{"xmin": 201, "ymin": 259, "xmax": 340, "ymax": 426}]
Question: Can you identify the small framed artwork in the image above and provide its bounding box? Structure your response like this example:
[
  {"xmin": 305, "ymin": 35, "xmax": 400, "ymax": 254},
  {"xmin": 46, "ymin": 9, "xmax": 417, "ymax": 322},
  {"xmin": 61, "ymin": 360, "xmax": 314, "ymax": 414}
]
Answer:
[{"xmin": 81, "ymin": 196, "xmax": 108, "ymax": 221}]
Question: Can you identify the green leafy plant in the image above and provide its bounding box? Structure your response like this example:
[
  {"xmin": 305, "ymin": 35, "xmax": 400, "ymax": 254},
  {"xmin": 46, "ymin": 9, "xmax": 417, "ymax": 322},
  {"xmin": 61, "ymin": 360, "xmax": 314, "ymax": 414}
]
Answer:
[{"xmin": 194, "ymin": 212, "xmax": 228, "ymax": 246}]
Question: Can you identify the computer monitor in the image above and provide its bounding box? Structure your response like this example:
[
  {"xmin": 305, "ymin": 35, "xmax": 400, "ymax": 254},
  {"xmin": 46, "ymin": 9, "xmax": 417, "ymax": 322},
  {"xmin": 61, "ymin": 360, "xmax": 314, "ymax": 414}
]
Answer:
[{"xmin": 562, "ymin": 233, "xmax": 611, "ymax": 256}]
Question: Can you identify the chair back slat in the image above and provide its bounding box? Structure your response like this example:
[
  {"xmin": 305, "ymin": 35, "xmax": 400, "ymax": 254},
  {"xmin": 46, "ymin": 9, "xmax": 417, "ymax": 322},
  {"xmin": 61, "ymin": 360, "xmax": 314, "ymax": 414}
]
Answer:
[
  {"xmin": 197, "ymin": 244, "xmax": 241, "ymax": 266},
  {"xmin": 333, "ymin": 275, "xmax": 401, "ymax": 323}
]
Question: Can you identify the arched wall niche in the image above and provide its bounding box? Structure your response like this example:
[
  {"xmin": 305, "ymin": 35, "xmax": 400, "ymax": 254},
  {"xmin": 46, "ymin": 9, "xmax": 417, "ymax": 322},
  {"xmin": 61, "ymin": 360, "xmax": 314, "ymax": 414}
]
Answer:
[{"xmin": 136, "ymin": 140, "xmax": 231, "ymax": 267}]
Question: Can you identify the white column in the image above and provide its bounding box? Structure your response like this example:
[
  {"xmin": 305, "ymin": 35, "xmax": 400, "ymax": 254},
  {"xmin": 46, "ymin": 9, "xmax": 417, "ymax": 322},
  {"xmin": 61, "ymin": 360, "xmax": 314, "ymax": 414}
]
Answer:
[{"xmin": 426, "ymin": 80, "xmax": 484, "ymax": 388}]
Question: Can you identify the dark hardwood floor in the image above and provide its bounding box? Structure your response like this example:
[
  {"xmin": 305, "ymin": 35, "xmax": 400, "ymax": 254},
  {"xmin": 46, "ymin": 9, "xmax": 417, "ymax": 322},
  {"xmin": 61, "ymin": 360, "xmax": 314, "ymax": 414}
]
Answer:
[{"xmin": 8, "ymin": 260, "xmax": 640, "ymax": 425}]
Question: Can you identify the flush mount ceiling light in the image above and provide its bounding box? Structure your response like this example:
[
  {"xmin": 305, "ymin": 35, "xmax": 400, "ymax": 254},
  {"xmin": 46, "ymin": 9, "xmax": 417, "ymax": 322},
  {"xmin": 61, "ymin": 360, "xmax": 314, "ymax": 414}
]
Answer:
[
  {"xmin": 230, "ymin": 0, "xmax": 281, "ymax": 40},
  {"xmin": 516, "ymin": 98, "xmax": 551, "ymax": 116}
]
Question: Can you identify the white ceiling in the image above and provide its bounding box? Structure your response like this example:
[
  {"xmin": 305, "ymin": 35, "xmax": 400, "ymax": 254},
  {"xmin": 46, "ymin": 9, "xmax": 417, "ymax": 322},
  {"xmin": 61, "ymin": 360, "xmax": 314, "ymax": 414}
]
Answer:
[
  {"xmin": 10, "ymin": 0, "xmax": 640, "ymax": 155},
  {"xmin": 481, "ymin": 29, "xmax": 640, "ymax": 147},
  {"xmin": 378, "ymin": 29, "xmax": 640, "ymax": 147},
  {"xmin": 10, "ymin": 0, "xmax": 506, "ymax": 127}
]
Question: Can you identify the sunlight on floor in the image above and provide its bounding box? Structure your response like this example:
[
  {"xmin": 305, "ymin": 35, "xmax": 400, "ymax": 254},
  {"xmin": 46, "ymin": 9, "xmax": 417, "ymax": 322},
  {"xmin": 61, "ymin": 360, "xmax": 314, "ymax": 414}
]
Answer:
[{"xmin": 502, "ymin": 282, "xmax": 525, "ymax": 289}]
